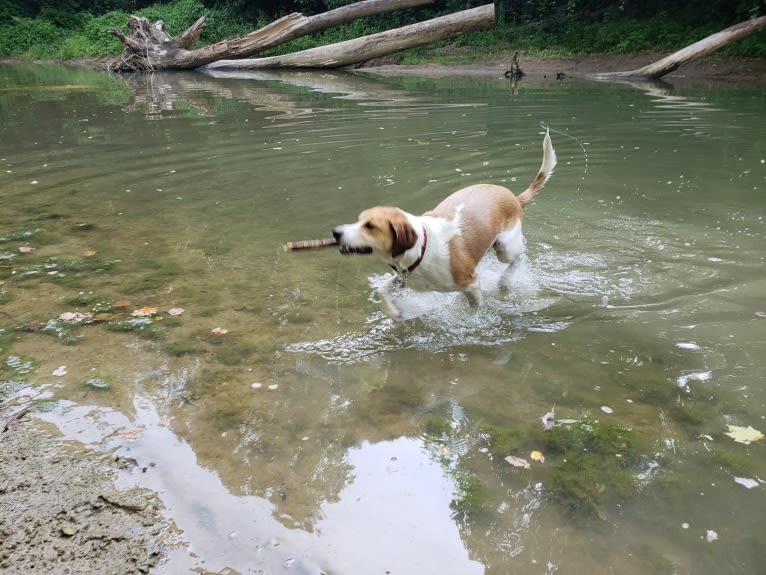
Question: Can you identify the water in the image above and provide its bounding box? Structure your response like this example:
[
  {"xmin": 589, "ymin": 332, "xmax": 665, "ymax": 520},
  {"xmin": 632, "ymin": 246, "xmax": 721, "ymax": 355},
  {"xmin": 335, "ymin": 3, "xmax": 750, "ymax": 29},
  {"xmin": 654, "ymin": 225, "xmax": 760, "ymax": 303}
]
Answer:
[{"xmin": 1, "ymin": 62, "xmax": 765, "ymax": 574}]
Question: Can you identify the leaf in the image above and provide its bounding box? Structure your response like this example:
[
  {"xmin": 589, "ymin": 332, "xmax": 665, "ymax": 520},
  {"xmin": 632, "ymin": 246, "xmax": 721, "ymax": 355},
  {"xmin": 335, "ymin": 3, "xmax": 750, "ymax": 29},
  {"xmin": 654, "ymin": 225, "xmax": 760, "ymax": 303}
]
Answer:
[
  {"xmin": 59, "ymin": 311, "xmax": 92, "ymax": 322},
  {"xmin": 724, "ymin": 424, "xmax": 764, "ymax": 445},
  {"xmin": 83, "ymin": 249, "xmax": 96, "ymax": 257},
  {"xmin": 530, "ymin": 450, "xmax": 545, "ymax": 463},
  {"xmin": 504, "ymin": 455, "xmax": 531, "ymax": 469},
  {"xmin": 131, "ymin": 306, "xmax": 158, "ymax": 318},
  {"xmin": 119, "ymin": 428, "xmax": 144, "ymax": 441},
  {"xmin": 113, "ymin": 299, "xmax": 133, "ymax": 309}
]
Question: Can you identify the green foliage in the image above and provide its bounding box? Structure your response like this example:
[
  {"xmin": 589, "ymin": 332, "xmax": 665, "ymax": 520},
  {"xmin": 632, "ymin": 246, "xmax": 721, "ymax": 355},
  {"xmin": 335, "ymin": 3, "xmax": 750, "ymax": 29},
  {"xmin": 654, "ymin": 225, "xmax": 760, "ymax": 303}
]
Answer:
[
  {"xmin": 0, "ymin": 17, "xmax": 64, "ymax": 57},
  {"xmin": 0, "ymin": 0, "xmax": 764, "ymax": 60}
]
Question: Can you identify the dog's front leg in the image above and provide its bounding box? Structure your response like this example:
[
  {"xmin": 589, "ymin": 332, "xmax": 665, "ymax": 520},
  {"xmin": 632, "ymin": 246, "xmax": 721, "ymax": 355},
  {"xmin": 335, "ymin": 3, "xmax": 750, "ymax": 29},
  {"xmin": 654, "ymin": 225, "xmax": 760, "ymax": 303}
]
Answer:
[
  {"xmin": 377, "ymin": 273, "xmax": 405, "ymax": 322},
  {"xmin": 463, "ymin": 280, "xmax": 483, "ymax": 308}
]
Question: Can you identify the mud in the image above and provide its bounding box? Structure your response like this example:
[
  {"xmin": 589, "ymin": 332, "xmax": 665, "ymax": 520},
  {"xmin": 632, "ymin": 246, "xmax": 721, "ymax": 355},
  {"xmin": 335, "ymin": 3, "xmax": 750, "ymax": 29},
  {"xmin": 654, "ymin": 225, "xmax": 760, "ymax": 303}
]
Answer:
[{"xmin": 0, "ymin": 410, "xmax": 178, "ymax": 574}]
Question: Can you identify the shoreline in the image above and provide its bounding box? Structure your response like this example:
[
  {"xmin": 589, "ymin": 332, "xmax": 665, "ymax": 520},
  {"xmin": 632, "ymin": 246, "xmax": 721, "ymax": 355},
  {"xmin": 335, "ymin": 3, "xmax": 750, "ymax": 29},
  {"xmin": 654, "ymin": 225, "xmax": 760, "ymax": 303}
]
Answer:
[
  {"xmin": 355, "ymin": 52, "xmax": 766, "ymax": 85},
  {"xmin": 4, "ymin": 51, "xmax": 766, "ymax": 85}
]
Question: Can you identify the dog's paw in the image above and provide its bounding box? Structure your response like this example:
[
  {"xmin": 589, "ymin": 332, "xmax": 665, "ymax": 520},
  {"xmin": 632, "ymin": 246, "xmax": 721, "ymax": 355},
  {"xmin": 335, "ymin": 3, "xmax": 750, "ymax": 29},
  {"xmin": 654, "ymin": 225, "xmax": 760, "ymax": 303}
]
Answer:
[{"xmin": 381, "ymin": 299, "xmax": 404, "ymax": 322}]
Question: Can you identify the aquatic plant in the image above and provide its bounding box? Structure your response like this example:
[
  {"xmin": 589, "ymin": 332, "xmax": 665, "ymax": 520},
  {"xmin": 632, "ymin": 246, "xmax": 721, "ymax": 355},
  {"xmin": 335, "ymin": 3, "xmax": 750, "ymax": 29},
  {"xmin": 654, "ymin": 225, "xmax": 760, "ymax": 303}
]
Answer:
[
  {"xmin": 450, "ymin": 471, "xmax": 490, "ymax": 519},
  {"xmin": 83, "ymin": 377, "xmax": 111, "ymax": 391},
  {"xmin": 106, "ymin": 317, "xmax": 166, "ymax": 340},
  {"xmin": 4, "ymin": 354, "xmax": 36, "ymax": 376}
]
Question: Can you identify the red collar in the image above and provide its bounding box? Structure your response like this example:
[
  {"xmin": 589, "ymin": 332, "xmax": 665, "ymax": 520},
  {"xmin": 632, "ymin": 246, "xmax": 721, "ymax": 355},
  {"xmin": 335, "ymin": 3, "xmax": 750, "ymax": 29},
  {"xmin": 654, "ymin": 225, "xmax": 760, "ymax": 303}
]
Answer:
[{"xmin": 397, "ymin": 225, "xmax": 427, "ymax": 275}]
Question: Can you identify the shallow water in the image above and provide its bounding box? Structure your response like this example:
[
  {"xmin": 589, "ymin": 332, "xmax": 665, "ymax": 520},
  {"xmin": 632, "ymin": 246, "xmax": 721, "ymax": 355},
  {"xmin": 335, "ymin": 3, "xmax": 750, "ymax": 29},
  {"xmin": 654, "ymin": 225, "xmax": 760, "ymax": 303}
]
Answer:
[{"xmin": 1, "ymin": 63, "xmax": 765, "ymax": 574}]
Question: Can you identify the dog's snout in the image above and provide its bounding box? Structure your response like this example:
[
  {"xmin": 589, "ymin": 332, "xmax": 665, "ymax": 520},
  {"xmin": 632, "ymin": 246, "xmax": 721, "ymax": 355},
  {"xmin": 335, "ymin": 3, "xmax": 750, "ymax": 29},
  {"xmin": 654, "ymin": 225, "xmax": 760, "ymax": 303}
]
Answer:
[{"xmin": 332, "ymin": 226, "xmax": 344, "ymax": 241}]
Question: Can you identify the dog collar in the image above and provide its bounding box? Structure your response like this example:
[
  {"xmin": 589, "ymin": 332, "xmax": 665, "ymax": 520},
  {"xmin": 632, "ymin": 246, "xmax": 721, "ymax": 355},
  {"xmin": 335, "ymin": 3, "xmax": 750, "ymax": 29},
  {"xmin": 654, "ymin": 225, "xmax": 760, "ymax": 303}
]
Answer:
[{"xmin": 392, "ymin": 225, "xmax": 427, "ymax": 275}]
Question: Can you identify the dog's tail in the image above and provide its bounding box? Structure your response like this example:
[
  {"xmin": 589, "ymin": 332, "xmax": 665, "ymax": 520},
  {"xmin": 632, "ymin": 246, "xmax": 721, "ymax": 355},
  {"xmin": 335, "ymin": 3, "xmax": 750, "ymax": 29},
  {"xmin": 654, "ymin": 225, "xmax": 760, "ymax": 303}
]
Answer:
[{"xmin": 517, "ymin": 129, "xmax": 557, "ymax": 207}]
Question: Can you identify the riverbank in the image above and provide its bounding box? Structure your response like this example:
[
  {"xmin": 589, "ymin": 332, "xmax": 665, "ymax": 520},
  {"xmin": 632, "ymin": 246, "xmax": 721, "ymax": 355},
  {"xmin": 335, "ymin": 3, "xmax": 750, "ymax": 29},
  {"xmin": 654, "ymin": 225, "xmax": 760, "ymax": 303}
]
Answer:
[
  {"xmin": 356, "ymin": 50, "xmax": 766, "ymax": 84},
  {"xmin": 0, "ymin": 405, "xmax": 178, "ymax": 573}
]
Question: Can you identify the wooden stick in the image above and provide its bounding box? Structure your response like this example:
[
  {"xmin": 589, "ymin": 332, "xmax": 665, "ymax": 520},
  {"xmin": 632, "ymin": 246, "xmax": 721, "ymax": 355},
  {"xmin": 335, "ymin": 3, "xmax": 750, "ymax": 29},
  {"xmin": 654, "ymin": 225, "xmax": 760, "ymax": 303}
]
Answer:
[{"xmin": 284, "ymin": 238, "xmax": 338, "ymax": 252}]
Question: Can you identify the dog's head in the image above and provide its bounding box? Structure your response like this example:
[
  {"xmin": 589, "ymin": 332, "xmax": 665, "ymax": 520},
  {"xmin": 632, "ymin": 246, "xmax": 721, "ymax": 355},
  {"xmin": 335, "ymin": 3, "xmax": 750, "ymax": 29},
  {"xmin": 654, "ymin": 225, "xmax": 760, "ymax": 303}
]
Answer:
[{"xmin": 332, "ymin": 206, "xmax": 417, "ymax": 258}]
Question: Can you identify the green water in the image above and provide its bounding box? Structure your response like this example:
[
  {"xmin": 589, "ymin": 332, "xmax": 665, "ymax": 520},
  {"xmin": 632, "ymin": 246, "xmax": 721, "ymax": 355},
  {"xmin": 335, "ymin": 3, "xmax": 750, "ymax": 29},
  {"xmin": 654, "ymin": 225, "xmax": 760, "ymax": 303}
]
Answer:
[{"xmin": 1, "ymin": 63, "xmax": 765, "ymax": 574}]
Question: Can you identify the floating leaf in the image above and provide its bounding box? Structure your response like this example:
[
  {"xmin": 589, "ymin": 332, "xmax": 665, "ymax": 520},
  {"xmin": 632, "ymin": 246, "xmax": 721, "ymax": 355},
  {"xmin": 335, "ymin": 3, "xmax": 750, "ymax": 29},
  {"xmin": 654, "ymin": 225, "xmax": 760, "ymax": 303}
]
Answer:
[
  {"xmin": 59, "ymin": 311, "xmax": 92, "ymax": 322},
  {"xmin": 724, "ymin": 424, "xmax": 764, "ymax": 445},
  {"xmin": 132, "ymin": 306, "xmax": 158, "ymax": 318},
  {"xmin": 113, "ymin": 299, "xmax": 133, "ymax": 309},
  {"xmin": 211, "ymin": 326, "xmax": 228, "ymax": 336},
  {"xmin": 119, "ymin": 428, "xmax": 144, "ymax": 441},
  {"xmin": 22, "ymin": 320, "xmax": 46, "ymax": 332},
  {"xmin": 504, "ymin": 455, "xmax": 531, "ymax": 469},
  {"xmin": 83, "ymin": 249, "xmax": 96, "ymax": 257},
  {"xmin": 530, "ymin": 450, "xmax": 545, "ymax": 463},
  {"xmin": 167, "ymin": 307, "xmax": 185, "ymax": 316}
]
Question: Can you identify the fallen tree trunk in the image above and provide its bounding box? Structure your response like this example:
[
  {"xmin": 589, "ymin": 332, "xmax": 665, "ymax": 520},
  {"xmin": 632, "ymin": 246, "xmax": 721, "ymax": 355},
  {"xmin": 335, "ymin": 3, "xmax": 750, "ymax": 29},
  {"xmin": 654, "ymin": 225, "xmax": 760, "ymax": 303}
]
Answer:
[
  {"xmin": 109, "ymin": 0, "xmax": 433, "ymax": 72},
  {"xmin": 201, "ymin": 4, "xmax": 495, "ymax": 71},
  {"xmin": 589, "ymin": 15, "xmax": 766, "ymax": 80}
]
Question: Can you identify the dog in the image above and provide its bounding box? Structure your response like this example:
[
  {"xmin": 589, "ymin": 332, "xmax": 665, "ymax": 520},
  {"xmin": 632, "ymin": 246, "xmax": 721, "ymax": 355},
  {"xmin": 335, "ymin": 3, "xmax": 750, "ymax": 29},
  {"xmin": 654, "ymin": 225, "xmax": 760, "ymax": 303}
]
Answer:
[{"xmin": 332, "ymin": 129, "xmax": 556, "ymax": 321}]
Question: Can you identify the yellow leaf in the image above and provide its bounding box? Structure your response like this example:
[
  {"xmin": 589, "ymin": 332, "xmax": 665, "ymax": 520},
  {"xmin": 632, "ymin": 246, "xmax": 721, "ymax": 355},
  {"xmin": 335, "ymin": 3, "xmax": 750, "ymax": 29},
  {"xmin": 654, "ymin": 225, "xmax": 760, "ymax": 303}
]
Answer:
[
  {"xmin": 131, "ymin": 306, "xmax": 158, "ymax": 317},
  {"xmin": 724, "ymin": 424, "xmax": 764, "ymax": 445}
]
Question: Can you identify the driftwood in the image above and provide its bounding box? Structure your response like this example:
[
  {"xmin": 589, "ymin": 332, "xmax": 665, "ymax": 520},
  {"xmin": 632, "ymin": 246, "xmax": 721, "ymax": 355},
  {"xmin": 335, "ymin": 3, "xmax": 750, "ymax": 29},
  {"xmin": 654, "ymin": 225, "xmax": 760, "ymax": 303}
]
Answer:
[
  {"xmin": 109, "ymin": 0, "xmax": 433, "ymax": 72},
  {"xmin": 202, "ymin": 4, "xmax": 495, "ymax": 71},
  {"xmin": 589, "ymin": 15, "xmax": 766, "ymax": 80}
]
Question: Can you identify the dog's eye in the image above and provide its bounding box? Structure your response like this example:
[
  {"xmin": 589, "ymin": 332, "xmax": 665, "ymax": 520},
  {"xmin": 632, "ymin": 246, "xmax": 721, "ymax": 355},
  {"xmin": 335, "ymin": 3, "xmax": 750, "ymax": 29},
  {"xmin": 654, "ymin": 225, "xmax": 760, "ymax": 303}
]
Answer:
[{"xmin": 363, "ymin": 221, "xmax": 376, "ymax": 230}]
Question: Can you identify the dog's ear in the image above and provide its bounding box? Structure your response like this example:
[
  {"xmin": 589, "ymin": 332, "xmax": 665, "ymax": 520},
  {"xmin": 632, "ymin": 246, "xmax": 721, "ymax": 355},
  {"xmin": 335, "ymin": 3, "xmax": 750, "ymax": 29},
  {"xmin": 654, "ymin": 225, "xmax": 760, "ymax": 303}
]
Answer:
[{"xmin": 389, "ymin": 215, "xmax": 417, "ymax": 257}]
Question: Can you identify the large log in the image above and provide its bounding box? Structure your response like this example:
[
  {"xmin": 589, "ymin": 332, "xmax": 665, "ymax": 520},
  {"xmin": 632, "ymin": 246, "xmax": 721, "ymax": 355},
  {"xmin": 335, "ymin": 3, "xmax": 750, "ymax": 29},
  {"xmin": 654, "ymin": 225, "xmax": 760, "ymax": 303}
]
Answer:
[
  {"xmin": 202, "ymin": 4, "xmax": 495, "ymax": 71},
  {"xmin": 109, "ymin": 0, "xmax": 433, "ymax": 72},
  {"xmin": 589, "ymin": 15, "xmax": 766, "ymax": 80}
]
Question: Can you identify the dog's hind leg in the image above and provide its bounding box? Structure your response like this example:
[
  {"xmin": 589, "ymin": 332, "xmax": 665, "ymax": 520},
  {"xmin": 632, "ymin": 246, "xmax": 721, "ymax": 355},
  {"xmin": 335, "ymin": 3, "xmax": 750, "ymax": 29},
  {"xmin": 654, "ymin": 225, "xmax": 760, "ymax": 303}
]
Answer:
[
  {"xmin": 494, "ymin": 221, "xmax": 526, "ymax": 294},
  {"xmin": 493, "ymin": 221, "xmax": 525, "ymax": 264}
]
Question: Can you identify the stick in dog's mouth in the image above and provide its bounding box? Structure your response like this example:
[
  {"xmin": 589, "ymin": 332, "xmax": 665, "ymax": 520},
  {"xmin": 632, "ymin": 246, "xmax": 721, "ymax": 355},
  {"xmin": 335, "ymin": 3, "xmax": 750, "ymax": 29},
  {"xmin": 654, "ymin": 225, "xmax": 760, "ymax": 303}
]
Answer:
[{"xmin": 284, "ymin": 238, "xmax": 338, "ymax": 252}]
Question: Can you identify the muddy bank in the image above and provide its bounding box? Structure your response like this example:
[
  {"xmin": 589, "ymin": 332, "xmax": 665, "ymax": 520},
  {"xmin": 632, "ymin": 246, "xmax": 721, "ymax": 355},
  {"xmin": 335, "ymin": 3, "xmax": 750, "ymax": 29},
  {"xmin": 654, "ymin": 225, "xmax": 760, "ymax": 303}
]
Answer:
[
  {"xmin": 0, "ymin": 407, "xmax": 177, "ymax": 574},
  {"xmin": 357, "ymin": 51, "xmax": 766, "ymax": 85},
  {"xmin": 10, "ymin": 50, "xmax": 766, "ymax": 85}
]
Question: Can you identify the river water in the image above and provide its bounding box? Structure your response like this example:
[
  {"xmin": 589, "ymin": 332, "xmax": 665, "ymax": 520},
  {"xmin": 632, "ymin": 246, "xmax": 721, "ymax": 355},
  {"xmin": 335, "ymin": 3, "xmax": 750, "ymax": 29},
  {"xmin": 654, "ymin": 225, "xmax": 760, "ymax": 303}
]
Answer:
[{"xmin": 1, "ymin": 62, "xmax": 765, "ymax": 574}]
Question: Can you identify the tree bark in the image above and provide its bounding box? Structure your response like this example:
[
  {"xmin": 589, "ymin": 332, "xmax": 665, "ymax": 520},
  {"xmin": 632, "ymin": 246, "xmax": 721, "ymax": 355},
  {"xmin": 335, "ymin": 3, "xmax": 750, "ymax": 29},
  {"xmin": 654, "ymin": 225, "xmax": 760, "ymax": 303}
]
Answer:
[
  {"xmin": 202, "ymin": 4, "xmax": 495, "ymax": 71},
  {"xmin": 109, "ymin": 0, "xmax": 433, "ymax": 72},
  {"xmin": 589, "ymin": 15, "xmax": 766, "ymax": 80}
]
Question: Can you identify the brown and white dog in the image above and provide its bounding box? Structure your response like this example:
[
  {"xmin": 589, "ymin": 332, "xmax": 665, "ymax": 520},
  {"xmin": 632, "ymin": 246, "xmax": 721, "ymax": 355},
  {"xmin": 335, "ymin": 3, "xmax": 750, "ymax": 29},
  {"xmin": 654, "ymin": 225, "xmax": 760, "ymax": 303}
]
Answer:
[{"xmin": 332, "ymin": 130, "xmax": 556, "ymax": 320}]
